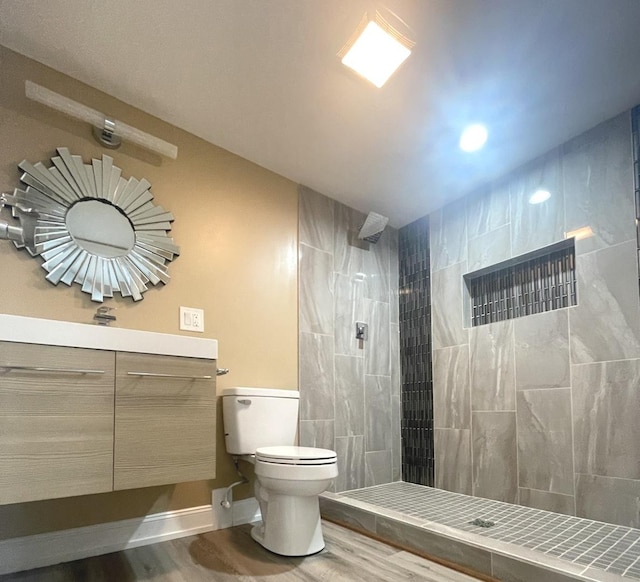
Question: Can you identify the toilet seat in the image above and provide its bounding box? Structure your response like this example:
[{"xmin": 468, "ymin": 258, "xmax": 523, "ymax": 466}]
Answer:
[{"xmin": 255, "ymin": 446, "xmax": 337, "ymax": 465}]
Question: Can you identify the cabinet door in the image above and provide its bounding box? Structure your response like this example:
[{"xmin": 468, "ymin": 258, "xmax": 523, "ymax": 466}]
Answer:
[
  {"xmin": 114, "ymin": 352, "xmax": 216, "ymax": 490},
  {"xmin": 0, "ymin": 342, "xmax": 115, "ymax": 505}
]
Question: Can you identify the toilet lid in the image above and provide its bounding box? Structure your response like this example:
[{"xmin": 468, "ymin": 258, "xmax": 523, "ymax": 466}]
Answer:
[{"xmin": 255, "ymin": 446, "xmax": 337, "ymax": 465}]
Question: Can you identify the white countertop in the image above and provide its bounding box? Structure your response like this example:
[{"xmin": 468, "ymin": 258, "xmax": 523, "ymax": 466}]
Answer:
[{"xmin": 0, "ymin": 314, "xmax": 218, "ymax": 359}]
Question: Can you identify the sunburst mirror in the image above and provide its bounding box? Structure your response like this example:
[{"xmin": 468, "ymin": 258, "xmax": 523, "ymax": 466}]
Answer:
[{"xmin": 1, "ymin": 148, "xmax": 180, "ymax": 302}]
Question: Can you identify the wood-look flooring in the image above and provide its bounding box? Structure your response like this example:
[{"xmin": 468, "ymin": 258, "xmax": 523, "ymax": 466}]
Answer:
[{"xmin": 1, "ymin": 520, "xmax": 481, "ymax": 581}]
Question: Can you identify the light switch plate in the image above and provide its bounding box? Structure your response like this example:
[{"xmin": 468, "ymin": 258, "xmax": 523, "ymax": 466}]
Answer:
[{"xmin": 180, "ymin": 306, "xmax": 204, "ymax": 333}]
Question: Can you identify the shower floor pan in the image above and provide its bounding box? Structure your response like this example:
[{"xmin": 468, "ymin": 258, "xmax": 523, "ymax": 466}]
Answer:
[{"xmin": 320, "ymin": 482, "xmax": 640, "ymax": 582}]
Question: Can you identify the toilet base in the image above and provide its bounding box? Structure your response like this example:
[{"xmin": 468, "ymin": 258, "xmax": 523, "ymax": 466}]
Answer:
[{"xmin": 250, "ymin": 493, "xmax": 325, "ymax": 556}]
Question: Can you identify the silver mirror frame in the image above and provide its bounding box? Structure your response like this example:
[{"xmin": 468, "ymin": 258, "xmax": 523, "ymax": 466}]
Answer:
[{"xmin": 1, "ymin": 148, "xmax": 180, "ymax": 302}]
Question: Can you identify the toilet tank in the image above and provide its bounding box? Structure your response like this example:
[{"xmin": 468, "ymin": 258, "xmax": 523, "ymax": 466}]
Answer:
[{"xmin": 222, "ymin": 387, "xmax": 300, "ymax": 455}]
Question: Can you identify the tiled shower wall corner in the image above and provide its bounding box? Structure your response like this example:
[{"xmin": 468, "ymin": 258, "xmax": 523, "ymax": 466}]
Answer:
[
  {"xmin": 298, "ymin": 186, "xmax": 401, "ymax": 492},
  {"xmin": 398, "ymin": 216, "xmax": 434, "ymax": 486},
  {"xmin": 429, "ymin": 110, "xmax": 640, "ymax": 528}
]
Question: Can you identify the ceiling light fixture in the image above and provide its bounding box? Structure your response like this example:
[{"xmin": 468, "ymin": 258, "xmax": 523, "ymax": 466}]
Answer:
[
  {"xmin": 339, "ymin": 13, "xmax": 414, "ymax": 88},
  {"xmin": 528, "ymin": 189, "xmax": 551, "ymax": 204},
  {"xmin": 459, "ymin": 124, "xmax": 488, "ymax": 152}
]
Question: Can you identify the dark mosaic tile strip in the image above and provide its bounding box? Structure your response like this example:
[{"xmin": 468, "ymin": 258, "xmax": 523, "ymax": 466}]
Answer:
[
  {"xmin": 467, "ymin": 243, "xmax": 577, "ymax": 327},
  {"xmin": 398, "ymin": 216, "xmax": 434, "ymax": 486}
]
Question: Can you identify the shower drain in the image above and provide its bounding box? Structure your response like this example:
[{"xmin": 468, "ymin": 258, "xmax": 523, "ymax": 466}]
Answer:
[{"xmin": 469, "ymin": 518, "xmax": 495, "ymax": 528}]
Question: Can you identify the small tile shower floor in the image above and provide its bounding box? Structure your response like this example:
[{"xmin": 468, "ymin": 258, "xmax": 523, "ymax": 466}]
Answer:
[{"xmin": 342, "ymin": 482, "xmax": 640, "ymax": 581}]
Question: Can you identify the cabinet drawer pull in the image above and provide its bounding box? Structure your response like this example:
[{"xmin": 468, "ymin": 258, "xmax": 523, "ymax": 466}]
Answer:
[
  {"xmin": 127, "ymin": 372, "xmax": 213, "ymax": 380},
  {"xmin": 0, "ymin": 365, "xmax": 105, "ymax": 374}
]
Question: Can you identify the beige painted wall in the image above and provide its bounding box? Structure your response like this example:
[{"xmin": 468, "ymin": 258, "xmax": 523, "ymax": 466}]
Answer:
[{"xmin": 0, "ymin": 46, "xmax": 298, "ymax": 539}]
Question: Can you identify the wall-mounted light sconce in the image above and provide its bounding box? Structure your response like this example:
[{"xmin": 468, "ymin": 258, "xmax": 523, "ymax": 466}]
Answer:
[
  {"xmin": 25, "ymin": 81, "xmax": 178, "ymax": 160},
  {"xmin": 0, "ymin": 199, "xmax": 24, "ymax": 244}
]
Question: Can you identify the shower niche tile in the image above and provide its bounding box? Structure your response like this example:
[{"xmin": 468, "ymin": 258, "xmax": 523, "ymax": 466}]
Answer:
[{"xmin": 465, "ymin": 239, "xmax": 576, "ymax": 328}]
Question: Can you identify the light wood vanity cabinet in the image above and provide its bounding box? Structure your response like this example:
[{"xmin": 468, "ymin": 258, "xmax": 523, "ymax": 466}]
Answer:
[
  {"xmin": 0, "ymin": 338, "xmax": 216, "ymax": 506},
  {"xmin": 114, "ymin": 352, "xmax": 216, "ymax": 490},
  {"xmin": 0, "ymin": 341, "xmax": 115, "ymax": 505}
]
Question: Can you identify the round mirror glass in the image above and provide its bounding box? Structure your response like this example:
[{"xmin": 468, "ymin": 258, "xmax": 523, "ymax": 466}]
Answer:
[{"xmin": 66, "ymin": 199, "xmax": 135, "ymax": 258}]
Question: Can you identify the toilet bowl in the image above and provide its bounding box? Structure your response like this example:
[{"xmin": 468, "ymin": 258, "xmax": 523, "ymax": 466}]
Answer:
[
  {"xmin": 222, "ymin": 388, "xmax": 338, "ymax": 557},
  {"xmin": 251, "ymin": 446, "xmax": 338, "ymax": 556}
]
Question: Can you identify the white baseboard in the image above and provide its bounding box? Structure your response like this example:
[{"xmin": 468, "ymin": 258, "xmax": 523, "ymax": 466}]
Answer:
[{"xmin": 0, "ymin": 497, "xmax": 260, "ymax": 576}]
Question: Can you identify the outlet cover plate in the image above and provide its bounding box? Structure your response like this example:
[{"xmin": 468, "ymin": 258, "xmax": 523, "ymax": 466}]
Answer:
[{"xmin": 180, "ymin": 306, "xmax": 204, "ymax": 333}]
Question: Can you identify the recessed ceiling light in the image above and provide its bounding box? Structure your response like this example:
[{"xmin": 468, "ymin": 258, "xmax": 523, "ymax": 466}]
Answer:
[
  {"xmin": 340, "ymin": 20, "xmax": 412, "ymax": 88},
  {"xmin": 529, "ymin": 189, "xmax": 551, "ymax": 204},
  {"xmin": 459, "ymin": 124, "xmax": 488, "ymax": 152}
]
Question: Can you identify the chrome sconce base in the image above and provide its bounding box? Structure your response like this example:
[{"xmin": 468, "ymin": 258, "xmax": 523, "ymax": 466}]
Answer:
[{"xmin": 92, "ymin": 118, "xmax": 122, "ymax": 150}]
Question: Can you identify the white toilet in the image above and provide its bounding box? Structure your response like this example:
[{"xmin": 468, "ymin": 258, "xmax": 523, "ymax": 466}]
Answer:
[{"xmin": 222, "ymin": 387, "xmax": 338, "ymax": 556}]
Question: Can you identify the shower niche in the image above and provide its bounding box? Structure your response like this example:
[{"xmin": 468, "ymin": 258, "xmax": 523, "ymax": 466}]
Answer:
[{"xmin": 464, "ymin": 238, "xmax": 577, "ymax": 328}]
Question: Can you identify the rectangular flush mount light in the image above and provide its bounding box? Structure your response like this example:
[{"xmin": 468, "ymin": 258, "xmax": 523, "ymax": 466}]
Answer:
[{"xmin": 339, "ymin": 14, "xmax": 414, "ymax": 88}]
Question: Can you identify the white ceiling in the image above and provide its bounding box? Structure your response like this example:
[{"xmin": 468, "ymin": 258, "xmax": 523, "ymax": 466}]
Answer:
[{"xmin": 1, "ymin": 0, "xmax": 640, "ymax": 227}]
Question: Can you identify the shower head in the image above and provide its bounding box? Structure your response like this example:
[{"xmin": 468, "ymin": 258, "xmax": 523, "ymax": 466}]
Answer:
[{"xmin": 357, "ymin": 211, "xmax": 389, "ymax": 244}]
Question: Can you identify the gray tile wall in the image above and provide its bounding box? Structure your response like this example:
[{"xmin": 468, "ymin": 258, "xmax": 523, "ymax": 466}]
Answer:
[
  {"xmin": 429, "ymin": 111, "xmax": 640, "ymax": 528},
  {"xmin": 298, "ymin": 186, "xmax": 401, "ymax": 491}
]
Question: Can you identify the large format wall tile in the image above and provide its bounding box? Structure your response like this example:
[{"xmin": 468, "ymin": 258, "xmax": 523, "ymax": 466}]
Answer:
[
  {"xmin": 563, "ymin": 112, "xmax": 635, "ymax": 256},
  {"xmin": 334, "ymin": 203, "xmax": 365, "ymax": 275},
  {"xmin": 365, "ymin": 375, "xmax": 392, "ymax": 452},
  {"xmin": 299, "ymin": 185, "xmax": 334, "ymax": 252},
  {"xmin": 300, "ymin": 420, "xmax": 335, "ymax": 450},
  {"xmin": 430, "ymin": 198, "xmax": 467, "ymax": 272},
  {"xmin": 519, "ymin": 488, "xmax": 575, "ymax": 516},
  {"xmin": 472, "ymin": 412, "xmax": 518, "ymax": 502},
  {"xmin": 363, "ymin": 231, "xmax": 390, "ymax": 303},
  {"xmin": 364, "ymin": 300, "xmax": 390, "ymax": 375},
  {"xmin": 576, "ymin": 473, "xmax": 640, "ymax": 528},
  {"xmin": 514, "ymin": 310, "xmax": 570, "ymax": 390},
  {"xmin": 335, "ymin": 436, "xmax": 365, "ymax": 492},
  {"xmin": 467, "ymin": 224, "xmax": 511, "ymax": 273},
  {"xmin": 572, "ymin": 359, "xmax": 640, "ymax": 480},
  {"xmin": 510, "ymin": 150, "xmax": 564, "ymax": 257},
  {"xmin": 389, "ymin": 231, "xmax": 399, "ymax": 325},
  {"xmin": 334, "ymin": 273, "xmax": 365, "ymax": 357},
  {"xmin": 467, "ymin": 181, "xmax": 510, "ymax": 240},
  {"xmin": 516, "ymin": 388, "xmax": 574, "ymax": 495},
  {"xmin": 299, "ymin": 243, "xmax": 334, "ymax": 335},
  {"xmin": 434, "ymin": 428, "xmax": 472, "ymax": 495},
  {"xmin": 433, "ymin": 345, "xmax": 470, "ymax": 429},
  {"xmin": 469, "ymin": 320, "xmax": 515, "ymax": 411},
  {"xmin": 300, "ymin": 188, "xmax": 398, "ymax": 491},
  {"xmin": 570, "ymin": 241, "xmax": 640, "ymax": 363},
  {"xmin": 299, "ymin": 332, "xmax": 334, "ymax": 421},
  {"xmin": 431, "ymin": 261, "xmax": 468, "ymax": 349},
  {"xmin": 335, "ymin": 355, "xmax": 364, "ymax": 437},
  {"xmin": 365, "ymin": 450, "xmax": 393, "ymax": 486}
]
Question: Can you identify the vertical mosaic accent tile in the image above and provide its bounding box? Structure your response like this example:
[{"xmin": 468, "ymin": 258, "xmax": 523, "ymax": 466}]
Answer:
[{"xmin": 399, "ymin": 216, "xmax": 434, "ymax": 486}]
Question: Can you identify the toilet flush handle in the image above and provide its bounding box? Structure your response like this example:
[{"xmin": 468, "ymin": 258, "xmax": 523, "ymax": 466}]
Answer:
[{"xmin": 237, "ymin": 399, "xmax": 251, "ymax": 405}]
